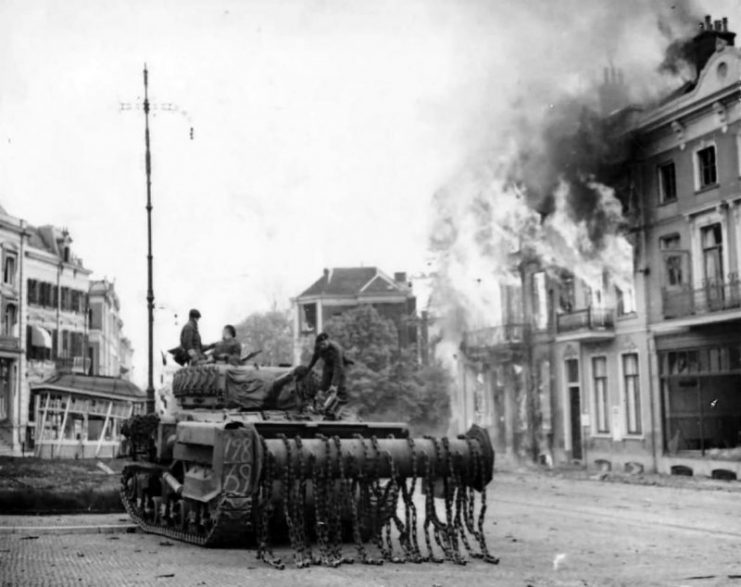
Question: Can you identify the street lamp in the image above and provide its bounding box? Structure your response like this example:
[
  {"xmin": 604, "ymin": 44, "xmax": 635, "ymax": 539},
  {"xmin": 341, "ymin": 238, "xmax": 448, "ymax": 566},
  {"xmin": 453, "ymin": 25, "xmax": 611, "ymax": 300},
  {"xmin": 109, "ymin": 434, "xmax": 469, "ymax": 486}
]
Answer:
[{"xmin": 143, "ymin": 64, "xmax": 155, "ymax": 413}]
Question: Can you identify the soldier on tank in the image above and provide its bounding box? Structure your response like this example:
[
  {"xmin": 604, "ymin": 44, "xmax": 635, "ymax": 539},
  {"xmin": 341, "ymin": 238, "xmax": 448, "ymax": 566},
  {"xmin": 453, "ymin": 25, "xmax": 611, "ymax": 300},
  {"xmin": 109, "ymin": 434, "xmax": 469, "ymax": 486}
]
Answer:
[
  {"xmin": 304, "ymin": 332, "xmax": 352, "ymax": 419},
  {"xmin": 179, "ymin": 308, "xmax": 205, "ymax": 365},
  {"xmin": 210, "ymin": 324, "xmax": 242, "ymax": 365}
]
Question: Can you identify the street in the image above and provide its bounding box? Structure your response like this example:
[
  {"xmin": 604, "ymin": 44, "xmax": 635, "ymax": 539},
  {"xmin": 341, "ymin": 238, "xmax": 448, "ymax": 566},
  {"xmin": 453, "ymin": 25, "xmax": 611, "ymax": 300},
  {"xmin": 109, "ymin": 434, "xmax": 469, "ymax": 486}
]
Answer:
[{"xmin": 2, "ymin": 471, "xmax": 740, "ymax": 586}]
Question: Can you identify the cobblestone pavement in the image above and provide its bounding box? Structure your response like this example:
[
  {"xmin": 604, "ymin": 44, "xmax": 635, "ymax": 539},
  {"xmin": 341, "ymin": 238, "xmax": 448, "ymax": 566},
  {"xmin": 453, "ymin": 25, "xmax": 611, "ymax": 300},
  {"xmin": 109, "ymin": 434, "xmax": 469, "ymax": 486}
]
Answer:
[{"xmin": 2, "ymin": 471, "xmax": 741, "ymax": 586}]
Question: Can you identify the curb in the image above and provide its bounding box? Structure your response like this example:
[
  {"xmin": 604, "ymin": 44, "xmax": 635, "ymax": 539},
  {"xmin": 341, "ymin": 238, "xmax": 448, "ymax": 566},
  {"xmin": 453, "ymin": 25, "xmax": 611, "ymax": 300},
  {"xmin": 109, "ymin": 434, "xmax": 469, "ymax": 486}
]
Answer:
[{"xmin": 0, "ymin": 524, "xmax": 137, "ymax": 536}]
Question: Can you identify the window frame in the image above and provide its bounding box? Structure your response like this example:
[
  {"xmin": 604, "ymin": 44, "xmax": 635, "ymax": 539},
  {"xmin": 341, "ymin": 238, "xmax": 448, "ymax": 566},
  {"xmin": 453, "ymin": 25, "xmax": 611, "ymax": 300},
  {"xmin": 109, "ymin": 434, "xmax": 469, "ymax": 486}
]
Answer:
[
  {"xmin": 591, "ymin": 355, "xmax": 610, "ymax": 435},
  {"xmin": 621, "ymin": 352, "xmax": 643, "ymax": 436},
  {"xmin": 659, "ymin": 233, "xmax": 687, "ymax": 289},
  {"xmin": 2, "ymin": 252, "xmax": 16, "ymax": 286},
  {"xmin": 694, "ymin": 143, "xmax": 718, "ymax": 190},
  {"xmin": 564, "ymin": 357, "xmax": 582, "ymax": 453},
  {"xmin": 657, "ymin": 160, "xmax": 677, "ymax": 203}
]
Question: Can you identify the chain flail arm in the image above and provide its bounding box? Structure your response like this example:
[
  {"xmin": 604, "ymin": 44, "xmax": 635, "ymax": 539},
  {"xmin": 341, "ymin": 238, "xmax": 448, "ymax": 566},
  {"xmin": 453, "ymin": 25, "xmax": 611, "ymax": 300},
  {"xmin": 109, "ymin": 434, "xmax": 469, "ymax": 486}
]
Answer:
[{"xmin": 255, "ymin": 441, "xmax": 284, "ymax": 569}]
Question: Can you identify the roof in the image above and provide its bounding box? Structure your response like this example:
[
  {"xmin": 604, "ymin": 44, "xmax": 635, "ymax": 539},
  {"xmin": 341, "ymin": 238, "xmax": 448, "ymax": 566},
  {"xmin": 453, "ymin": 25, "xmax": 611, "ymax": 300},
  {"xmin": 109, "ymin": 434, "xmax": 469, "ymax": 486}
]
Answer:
[
  {"xmin": 298, "ymin": 267, "xmax": 410, "ymax": 298},
  {"xmin": 31, "ymin": 373, "xmax": 145, "ymax": 401},
  {"xmin": 300, "ymin": 267, "xmax": 378, "ymax": 297},
  {"xmin": 25, "ymin": 224, "xmax": 86, "ymax": 269}
]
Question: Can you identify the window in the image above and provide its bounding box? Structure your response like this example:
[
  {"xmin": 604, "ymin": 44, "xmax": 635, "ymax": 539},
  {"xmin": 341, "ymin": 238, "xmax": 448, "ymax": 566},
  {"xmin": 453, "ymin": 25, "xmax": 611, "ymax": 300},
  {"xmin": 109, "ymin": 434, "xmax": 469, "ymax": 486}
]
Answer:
[
  {"xmin": 27, "ymin": 279, "xmax": 38, "ymax": 305},
  {"xmin": 616, "ymin": 286, "xmax": 636, "ymax": 316},
  {"xmin": 660, "ymin": 345, "xmax": 741, "ymax": 454},
  {"xmin": 660, "ymin": 234, "xmax": 686, "ymax": 288},
  {"xmin": 559, "ymin": 275, "xmax": 575, "ymax": 313},
  {"xmin": 658, "ymin": 161, "xmax": 677, "ymax": 202},
  {"xmin": 531, "ymin": 272, "xmax": 548, "ymax": 330},
  {"xmin": 701, "ymin": 223, "xmax": 724, "ymax": 285},
  {"xmin": 61, "ymin": 330, "xmax": 70, "ymax": 358},
  {"xmin": 2, "ymin": 304, "xmax": 15, "ymax": 337},
  {"xmin": 3, "ymin": 254, "xmax": 16, "ymax": 286},
  {"xmin": 0, "ymin": 359, "xmax": 11, "ymax": 422},
  {"xmin": 61, "ymin": 287, "xmax": 71, "ymax": 312},
  {"xmin": 623, "ymin": 354, "xmax": 642, "ymax": 435},
  {"xmin": 300, "ymin": 303, "xmax": 317, "ymax": 333},
  {"xmin": 696, "ymin": 146, "xmax": 717, "ymax": 188},
  {"xmin": 592, "ymin": 357, "xmax": 609, "ymax": 433}
]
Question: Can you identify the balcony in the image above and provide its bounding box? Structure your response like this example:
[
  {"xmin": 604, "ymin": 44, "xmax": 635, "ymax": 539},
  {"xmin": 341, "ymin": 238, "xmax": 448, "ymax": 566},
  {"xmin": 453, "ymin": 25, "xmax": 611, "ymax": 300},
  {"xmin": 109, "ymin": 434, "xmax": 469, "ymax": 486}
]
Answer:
[
  {"xmin": 556, "ymin": 307, "xmax": 615, "ymax": 341},
  {"xmin": 462, "ymin": 324, "xmax": 528, "ymax": 360},
  {"xmin": 0, "ymin": 335, "xmax": 20, "ymax": 353},
  {"xmin": 55, "ymin": 356, "xmax": 91, "ymax": 374},
  {"xmin": 662, "ymin": 275, "xmax": 741, "ymax": 320}
]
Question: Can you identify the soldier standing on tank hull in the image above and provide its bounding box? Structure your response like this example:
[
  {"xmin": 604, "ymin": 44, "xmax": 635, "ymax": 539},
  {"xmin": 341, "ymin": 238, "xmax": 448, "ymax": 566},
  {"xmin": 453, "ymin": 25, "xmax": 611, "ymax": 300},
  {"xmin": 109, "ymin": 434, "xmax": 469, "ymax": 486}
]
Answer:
[
  {"xmin": 179, "ymin": 308, "xmax": 205, "ymax": 365},
  {"xmin": 304, "ymin": 332, "xmax": 350, "ymax": 419}
]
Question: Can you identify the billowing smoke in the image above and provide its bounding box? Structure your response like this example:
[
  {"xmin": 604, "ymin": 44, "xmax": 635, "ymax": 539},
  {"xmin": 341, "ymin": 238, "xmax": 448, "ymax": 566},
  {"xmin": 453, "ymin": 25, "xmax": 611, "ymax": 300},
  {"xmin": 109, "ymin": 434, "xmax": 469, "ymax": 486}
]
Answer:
[{"xmin": 428, "ymin": 0, "xmax": 706, "ymax": 359}]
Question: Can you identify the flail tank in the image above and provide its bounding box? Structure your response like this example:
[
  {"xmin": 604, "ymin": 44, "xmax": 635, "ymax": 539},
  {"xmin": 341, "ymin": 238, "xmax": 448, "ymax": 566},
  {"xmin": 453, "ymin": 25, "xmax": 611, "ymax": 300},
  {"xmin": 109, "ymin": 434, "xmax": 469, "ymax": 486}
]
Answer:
[{"xmin": 120, "ymin": 362, "xmax": 499, "ymax": 569}]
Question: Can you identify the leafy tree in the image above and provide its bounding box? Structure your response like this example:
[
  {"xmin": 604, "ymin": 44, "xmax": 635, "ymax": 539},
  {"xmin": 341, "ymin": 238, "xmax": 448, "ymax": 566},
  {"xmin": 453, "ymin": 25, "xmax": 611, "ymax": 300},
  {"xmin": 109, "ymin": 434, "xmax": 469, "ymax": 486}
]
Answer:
[
  {"xmin": 235, "ymin": 310, "xmax": 293, "ymax": 366},
  {"xmin": 319, "ymin": 304, "xmax": 451, "ymax": 434}
]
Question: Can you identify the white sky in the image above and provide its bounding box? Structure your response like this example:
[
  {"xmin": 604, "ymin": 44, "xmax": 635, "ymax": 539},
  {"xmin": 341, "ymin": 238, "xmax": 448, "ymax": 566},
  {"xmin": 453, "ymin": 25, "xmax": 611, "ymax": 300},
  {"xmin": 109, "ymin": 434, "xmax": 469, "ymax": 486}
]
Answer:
[
  {"xmin": 0, "ymin": 0, "xmax": 733, "ymax": 387},
  {"xmin": 0, "ymin": 0, "xmax": 512, "ymax": 386}
]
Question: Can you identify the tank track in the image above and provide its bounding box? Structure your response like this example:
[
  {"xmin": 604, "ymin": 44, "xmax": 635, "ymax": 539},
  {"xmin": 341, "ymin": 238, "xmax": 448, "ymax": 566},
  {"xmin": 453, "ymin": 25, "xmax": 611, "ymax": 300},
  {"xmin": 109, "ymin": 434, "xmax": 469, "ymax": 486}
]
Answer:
[{"xmin": 120, "ymin": 463, "xmax": 253, "ymax": 547}]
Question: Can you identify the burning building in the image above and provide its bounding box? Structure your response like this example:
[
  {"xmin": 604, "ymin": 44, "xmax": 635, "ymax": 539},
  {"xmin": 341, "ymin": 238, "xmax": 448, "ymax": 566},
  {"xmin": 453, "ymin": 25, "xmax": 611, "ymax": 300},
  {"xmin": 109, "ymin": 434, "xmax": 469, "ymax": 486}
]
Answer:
[{"xmin": 438, "ymin": 12, "xmax": 741, "ymax": 478}]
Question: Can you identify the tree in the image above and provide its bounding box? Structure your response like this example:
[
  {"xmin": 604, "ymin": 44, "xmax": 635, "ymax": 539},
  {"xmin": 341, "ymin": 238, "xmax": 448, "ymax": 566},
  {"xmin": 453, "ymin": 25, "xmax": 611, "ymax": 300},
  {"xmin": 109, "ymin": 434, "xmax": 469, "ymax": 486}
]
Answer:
[
  {"xmin": 235, "ymin": 310, "xmax": 293, "ymax": 366},
  {"xmin": 321, "ymin": 304, "xmax": 451, "ymax": 434}
]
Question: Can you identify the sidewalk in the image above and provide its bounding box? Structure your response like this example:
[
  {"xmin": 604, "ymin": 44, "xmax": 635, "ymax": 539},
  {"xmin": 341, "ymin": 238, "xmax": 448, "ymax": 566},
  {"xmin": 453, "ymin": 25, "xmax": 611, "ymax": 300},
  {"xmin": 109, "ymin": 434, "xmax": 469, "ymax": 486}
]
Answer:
[
  {"xmin": 0, "ymin": 513, "xmax": 136, "ymax": 535},
  {"xmin": 495, "ymin": 463, "xmax": 741, "ymax": 493}
]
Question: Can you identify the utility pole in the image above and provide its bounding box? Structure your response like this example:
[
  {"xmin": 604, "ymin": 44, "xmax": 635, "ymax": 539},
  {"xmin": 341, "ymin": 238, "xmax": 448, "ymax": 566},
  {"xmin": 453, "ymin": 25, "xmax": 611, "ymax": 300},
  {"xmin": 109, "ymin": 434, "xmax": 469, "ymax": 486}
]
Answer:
[
  {"xmin": 121, "ymin": 67, "xmax": 192, "ymax": 411},
  {"xmin": 143, "ymin": 64, "xmax": 155, "ymax": 413}
]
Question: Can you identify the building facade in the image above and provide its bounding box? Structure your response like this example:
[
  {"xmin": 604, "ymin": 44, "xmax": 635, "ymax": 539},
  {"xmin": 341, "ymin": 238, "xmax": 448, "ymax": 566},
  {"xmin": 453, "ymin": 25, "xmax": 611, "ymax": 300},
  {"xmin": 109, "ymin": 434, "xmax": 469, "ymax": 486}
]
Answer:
[
  {"xmin": 25, "ymin": 225, "xmax": 92, "ymax": 386},
  {"xmin": 458, "ymin": 16, "xmax": 741, "ymax": 478},
  {"xmin": 88, "ymin": 279, "xmax": 130, "ymax": 378},
  {"xmin": 634, "ymin": 22, "xmax": 741, "ymax": 477},
  {"xmin": 292, "ymin": 267, "xmax": 417, "ymax": 363},
  {"xmin": 0, "ymin": 208, "xmax": 26, "ymax": 455},
  {"xmin": 0, "ymin": 215, "xmax": 137, "ymax": 455}
]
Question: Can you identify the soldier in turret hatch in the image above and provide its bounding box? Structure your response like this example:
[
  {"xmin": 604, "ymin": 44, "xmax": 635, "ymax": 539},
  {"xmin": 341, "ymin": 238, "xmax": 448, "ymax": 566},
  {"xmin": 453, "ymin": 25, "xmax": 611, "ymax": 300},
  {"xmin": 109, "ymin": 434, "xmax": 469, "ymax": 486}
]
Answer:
[
  {"xmin": 210, "ymin": 324, "xmax": 242, "ymax": 365},
  {"xmin": 303, "ymin": 332, "xmax": 352, "ymax": 419}
]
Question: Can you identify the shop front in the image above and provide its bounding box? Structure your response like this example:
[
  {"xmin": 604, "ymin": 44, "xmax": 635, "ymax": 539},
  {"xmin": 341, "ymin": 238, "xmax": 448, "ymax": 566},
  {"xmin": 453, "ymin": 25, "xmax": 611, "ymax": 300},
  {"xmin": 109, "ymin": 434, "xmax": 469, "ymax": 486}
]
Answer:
[{"xmin": 657, "ymin": 327, "xmax": 741, "ymax": 478}]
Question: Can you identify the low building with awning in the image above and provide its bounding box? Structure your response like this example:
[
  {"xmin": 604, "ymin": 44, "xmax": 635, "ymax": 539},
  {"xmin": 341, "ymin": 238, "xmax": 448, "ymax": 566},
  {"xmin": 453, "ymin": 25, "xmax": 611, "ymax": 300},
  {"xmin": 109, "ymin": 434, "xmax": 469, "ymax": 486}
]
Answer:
[{"xmin": 31, "ymin": 373, "xmax": 146, "ymax": 459}]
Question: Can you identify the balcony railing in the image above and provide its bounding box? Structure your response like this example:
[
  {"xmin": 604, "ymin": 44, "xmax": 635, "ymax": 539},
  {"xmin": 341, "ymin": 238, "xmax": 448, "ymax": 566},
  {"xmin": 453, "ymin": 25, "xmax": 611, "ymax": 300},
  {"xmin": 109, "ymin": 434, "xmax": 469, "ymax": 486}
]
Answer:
[
  {"xmin": 0, "ymin": 335, "xmax": 19, "ymax": 352},
  {"xmin": 662, "ymin": 275, "xmax": 741, "ymax": 319},
  {"xmin": 463, "ymin": 324, "xmax": 528, "ymax": 349},
  {"xmin": 55, "ymin": 356, "xmax": 91, "ymax": 374},
  {"xmin": 556, "ymin": 307, "xmax": 615, "ymax": 334}
]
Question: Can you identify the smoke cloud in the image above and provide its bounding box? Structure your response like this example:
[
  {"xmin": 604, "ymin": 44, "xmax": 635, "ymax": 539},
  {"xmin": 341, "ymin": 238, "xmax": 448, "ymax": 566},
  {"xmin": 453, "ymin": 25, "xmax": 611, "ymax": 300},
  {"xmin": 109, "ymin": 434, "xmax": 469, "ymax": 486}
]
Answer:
[{"xmin": 428, "ymin": 0, "xmax": 706, "ymax": 353}]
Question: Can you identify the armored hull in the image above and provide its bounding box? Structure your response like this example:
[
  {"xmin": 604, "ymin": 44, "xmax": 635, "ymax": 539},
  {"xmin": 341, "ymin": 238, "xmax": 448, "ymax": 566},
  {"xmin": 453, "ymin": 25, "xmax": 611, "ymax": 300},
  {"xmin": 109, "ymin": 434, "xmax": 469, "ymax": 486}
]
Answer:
[{"xmin": 121, "ymin": 363, "xmax": 498, "ymax": 568}]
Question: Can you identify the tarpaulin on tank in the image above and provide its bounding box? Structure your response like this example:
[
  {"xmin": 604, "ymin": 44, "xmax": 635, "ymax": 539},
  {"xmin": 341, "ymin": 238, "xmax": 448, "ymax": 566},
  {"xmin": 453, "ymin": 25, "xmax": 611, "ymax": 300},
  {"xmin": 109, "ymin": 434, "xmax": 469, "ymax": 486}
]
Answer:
[{"xmin": 223, "ymin": 367, "xmax": 300, "ymax": 411}]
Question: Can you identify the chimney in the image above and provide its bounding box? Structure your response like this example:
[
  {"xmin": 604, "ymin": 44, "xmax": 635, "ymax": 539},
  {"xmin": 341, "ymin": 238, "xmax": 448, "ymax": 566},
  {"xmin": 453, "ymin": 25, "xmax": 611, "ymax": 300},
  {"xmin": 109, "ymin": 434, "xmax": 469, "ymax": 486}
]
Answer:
[
  {"xmin": 394, "ymin": 272, "xmax": 407, "ymax": 284},
  {"xmin": 598, "ymin": 65, "xmax": 629, "ymax": 115},
  {"xmin": 689, "ymin": 15, "xmax": 735, "ymax": 78}
]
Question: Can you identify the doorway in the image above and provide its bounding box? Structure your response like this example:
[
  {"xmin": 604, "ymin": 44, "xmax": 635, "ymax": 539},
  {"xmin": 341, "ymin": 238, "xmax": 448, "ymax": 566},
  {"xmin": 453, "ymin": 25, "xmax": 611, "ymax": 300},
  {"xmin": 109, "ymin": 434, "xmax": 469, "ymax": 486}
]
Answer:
[{"xmin": 565, "ymin": 358, "xmax": 582, "ymax": 460}]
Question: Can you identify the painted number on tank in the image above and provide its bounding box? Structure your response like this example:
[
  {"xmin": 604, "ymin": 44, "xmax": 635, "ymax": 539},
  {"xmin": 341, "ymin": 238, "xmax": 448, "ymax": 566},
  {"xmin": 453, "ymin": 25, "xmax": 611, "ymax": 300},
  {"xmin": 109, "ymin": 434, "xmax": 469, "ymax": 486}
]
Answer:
[{"xmin": 223, "ymin": 435, "xmax": 254, "ymax": 495}]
